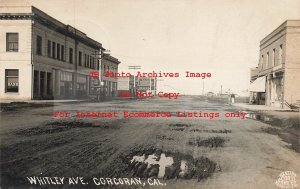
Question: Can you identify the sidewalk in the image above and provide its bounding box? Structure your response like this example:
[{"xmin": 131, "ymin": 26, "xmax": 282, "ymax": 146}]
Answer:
[
  {"xmin": 232, "ymin": 103, "xmax": 296, "ymax": 112},
  {"xmin": 0, "ymin": 99, "xmax": 87, "ymax": 104},
  {"xmin": 0, "ymin": 96, "xmax": 137, "ymax": 105}
]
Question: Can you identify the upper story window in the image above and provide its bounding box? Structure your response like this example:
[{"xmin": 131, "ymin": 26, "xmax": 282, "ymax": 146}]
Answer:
[
  {"xmin": 61, "ymin": 45, "xmax": 65, "ymax": 61},
  {"xmin": 266, "ymin": 52, "xmax": 269, "ymax": 68},
  {"xmin": 36, "ymin": 35, "xmax": 42, "ymax": 55},
  {"xmin": 69, "ymin": 48, "xmax": 73, "ymax": 63},
  {"xmin": 279, "ymin": 44, "xmax": 283, "ymax": 64},
  {"xmin": 84, "ymin": 54, "xmax": 87, "ymax": 67},
  {"xmin": 6, "ymin": 33, "xmax": 19, "ymax": 52},
  {"xmin": 47, "ymin": 40, "xmax": 51, "ymax": 57},
  {"xmin": 92, "ymin": 57, "xmax": 95, "ymax": 69},
  {"xmin": 272, "ymin": 48, "xmax": 276, "ymax": 66},
  {"xmin": 57, "ymin": 44, "xmax": 60, "ymax": 60},
  {"xmin": 52, "ymin": 42, "xmax": 56, "ymax": 58},
  {"xmin": 89, "ymin": 55, "xmax": 91, "ymax": 68},
  {"xmin": 78, "ymin": 51, "xmax": 82, "ymax": 66},
  {"xmin": 261, "ymin": 55, "xmax": 264, "ymax": 70}
]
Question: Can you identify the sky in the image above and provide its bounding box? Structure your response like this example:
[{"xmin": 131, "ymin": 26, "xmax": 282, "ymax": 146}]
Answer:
[{"xmin": 1, "ymin": 0, "xmax": 300, "ymax": 95}]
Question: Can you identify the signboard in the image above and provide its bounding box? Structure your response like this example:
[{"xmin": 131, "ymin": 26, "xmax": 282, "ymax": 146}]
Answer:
[
  {"xmin": 138, "ymin": 78, "xmax": 151, "ymax": 86},
  {"xmin": 91, "ymin": 78, "xmax": 100, "ymax": 87},
  {"xmin": 117, "ymin": 77, "xmax": 129, "ymax": 90}
]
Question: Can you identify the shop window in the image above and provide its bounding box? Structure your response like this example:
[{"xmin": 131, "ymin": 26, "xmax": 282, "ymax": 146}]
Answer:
[
  {"xmin": 40, "ymin": 71, "xmax": 45, "ymax": 96},
  {"xmin": 47, "ymin": 72, "xmax": 52, "ymax": 95},
  {"xmin": 5, "ymin": 69, "xmax": 19, "ymax": 92},
  {"xmin": 34, "ymin": 71, "xmax": 39, "ymax": 95}
]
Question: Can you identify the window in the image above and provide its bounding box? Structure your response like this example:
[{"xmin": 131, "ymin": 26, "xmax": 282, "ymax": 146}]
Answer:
[
  {"xmin": 52, "ymin": 42, "xmax": 56, "ymax": 58},
  {"xmin": 90, "ymin": 56, "xmax": 92, "ymax": 68},
  {"xmin": 47, "ymin": 40, "xmax": 51, "ymax": 57},
  {"xmin": 92, "ymin": 57, "xmax": 94, "ymax": 69},
  {"xmin": 40, "ymin": 71, "xmax": 45, "ymax": 96},
  {"xmin": 84, "ymin": 54, "xmax": 87, "ymax": 67},
  {"xmin": 279, "ymin": 44, "xmax": 283, "ymax": 64},
  {"xmin": 261, "ymin": 55, "xmax": 264, "ymax": 70},
  {"xmin": 272, "ymin": 48, "xmax": 276, "ymax": 66},
  {"xmin": 61, "ymin": 45, "xmax": 65, "ymax": 61},
  {"xmin": 57, "ymin": 44, "xmax": 60, "ymax": 60},
  {"xmin": 5, "ymin": 69, "xmax": 19, "ymax": 92},
  {"xmin": 47, "ymin": 72, "xmax": 52, "ymax": 95},
  {"xmin": 36, "ymin": 35, "xmax": 42, "ymax": 55},
  {"xmin": 79, "ymin": 51, "xmax": 82, "ymax": 66},
  {"xmin": 69, "ymin": 48, "xmax": 73, "ymax": 63},
  {"xmin": 266, "ymin": 52, "xmax": 269, "ymax": 68},
  {"xmin": 6, "ymin": 33, "xmax": 19, "ymax": 52}
]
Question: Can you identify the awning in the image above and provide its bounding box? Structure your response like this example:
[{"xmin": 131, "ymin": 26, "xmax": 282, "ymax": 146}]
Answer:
[{"xmin": 249, "ymin": 76, "xmax": 266, "ymax": 92}]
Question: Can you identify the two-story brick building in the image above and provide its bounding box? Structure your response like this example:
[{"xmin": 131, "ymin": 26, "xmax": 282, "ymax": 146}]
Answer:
[
  {"xmin": 101, "ymin": 54, "xmax": 120, "ymax": 97},
  {"xmin": 250, "ymin": 20, "xmax": 300, "ymax": 108},
  {"xmin": 0, "ymin": 6, "xmax": 104, "ymax": 100}
]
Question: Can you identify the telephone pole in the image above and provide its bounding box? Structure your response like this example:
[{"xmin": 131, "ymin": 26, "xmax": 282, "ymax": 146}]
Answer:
[{"xmin": 128, "ymin": 66, "xmax": 141, "ymax": 95}]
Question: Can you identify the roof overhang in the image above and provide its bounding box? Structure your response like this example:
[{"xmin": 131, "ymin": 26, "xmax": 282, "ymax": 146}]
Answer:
[{"xmin": 249, "ymin": 76, "xmax": 266, "ymax": 92}]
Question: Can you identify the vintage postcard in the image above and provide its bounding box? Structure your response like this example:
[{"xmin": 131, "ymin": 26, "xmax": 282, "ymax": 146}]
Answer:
[{"xmin": 0, "ymin": 0, "xmax": 300, "ymax": 188}]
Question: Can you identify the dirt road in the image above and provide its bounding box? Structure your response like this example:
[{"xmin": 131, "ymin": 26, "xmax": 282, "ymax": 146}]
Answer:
[{"xmin": 1, "ymin": 96, "xmax": 299, "ymax": 189}]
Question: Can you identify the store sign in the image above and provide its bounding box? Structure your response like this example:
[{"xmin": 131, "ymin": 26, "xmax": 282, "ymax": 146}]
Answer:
[
  {"xmin": 8, "ymin": 82, "xmax": 18, "ymax": 87},
  {"xmin": 91, "ymin": 78, "xmax": 100, "ymax": 87},
  {"xmin": 118, "ymin": 78, "xmax": 129, "ymax": 90},
  {"xmin": 139, "ymin": 78, "xmax": 151, "ymax": 86}
]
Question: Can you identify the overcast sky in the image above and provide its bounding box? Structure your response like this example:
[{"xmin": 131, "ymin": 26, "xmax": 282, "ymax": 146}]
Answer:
[{"xmin": 1, "ymin": 0, "xmax": 300, "ymax": 95}]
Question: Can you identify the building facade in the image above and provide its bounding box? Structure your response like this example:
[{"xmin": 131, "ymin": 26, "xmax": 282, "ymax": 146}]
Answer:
[
  {"xmin": 250, "ymin": 20, "xmax": 300, "ymax": 108},
  {"xmin": 0, "ymin": 6, "xmax": 103, "ymax": 100},
  {"xmin": 101, "ymin": 54, "xmax": 120, "ymax": 97},
  {"xmin": 136, "ymin": 77, "xmax": 157, "ymax": 95}
]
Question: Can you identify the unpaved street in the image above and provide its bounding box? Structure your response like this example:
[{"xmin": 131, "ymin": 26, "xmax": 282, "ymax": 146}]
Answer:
[{"xmin": 1, "ymin": 96, "xmax": 299, "ymax": 189}]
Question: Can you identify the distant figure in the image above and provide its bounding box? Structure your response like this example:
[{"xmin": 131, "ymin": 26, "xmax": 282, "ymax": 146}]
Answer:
[
  {"xmin": 230, "ymin": 94, "xmax": 235, "ymax": 103},
  {"xmin": 96, "ymin": 88, "xmax": 101, "ymax": 102}
]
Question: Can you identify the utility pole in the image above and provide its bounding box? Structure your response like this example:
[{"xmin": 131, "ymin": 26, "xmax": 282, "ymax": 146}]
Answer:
[
  {"xmin": 128, "ymin": 66, "xmax": 141, "ymax": 95},
  {"xmin": 149, "ymin": 78, "xmax": 152, "ymax": 95},
  {"xmin": 92, "ymin": 49, "xmax": 110, "ymax": 101},
  {"xmin": 221, "ymin": 85, "xmax": 222, "ymax": 95},
  {"xmin": 92, "ymin": 49, "xmax": 110, "ymax": 84},
  {"xmin": 202, "ymin": 81, "xmax": 204, "ymax": 95}
]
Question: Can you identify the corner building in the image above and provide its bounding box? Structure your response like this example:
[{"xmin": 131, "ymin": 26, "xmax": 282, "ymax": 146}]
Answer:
[
  {"xmin": 250, "ymin": 20, "xmax": 300, "ymax": 108},
  {"xmin": 0, "ymin": 6, "xmax": 103, "ymax": 100}
]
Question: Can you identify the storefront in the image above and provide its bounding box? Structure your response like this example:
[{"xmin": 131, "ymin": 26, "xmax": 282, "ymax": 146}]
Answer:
[
  {"xmin": 249, "ymin": 76, "xmax": 266, "ymax": 105},
  {"xmin": 76, "ymin": 74, "xmax": 87, "ymax": 98},
  {"xmin": 59, "ymin": 71, "xmax": 73, "ymax": 99}
]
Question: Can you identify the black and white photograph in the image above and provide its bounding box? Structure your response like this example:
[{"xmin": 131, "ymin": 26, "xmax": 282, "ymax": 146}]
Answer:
[{"xmin": 0, "ymin": 0, "xmax": 300, "ymax": 188}]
